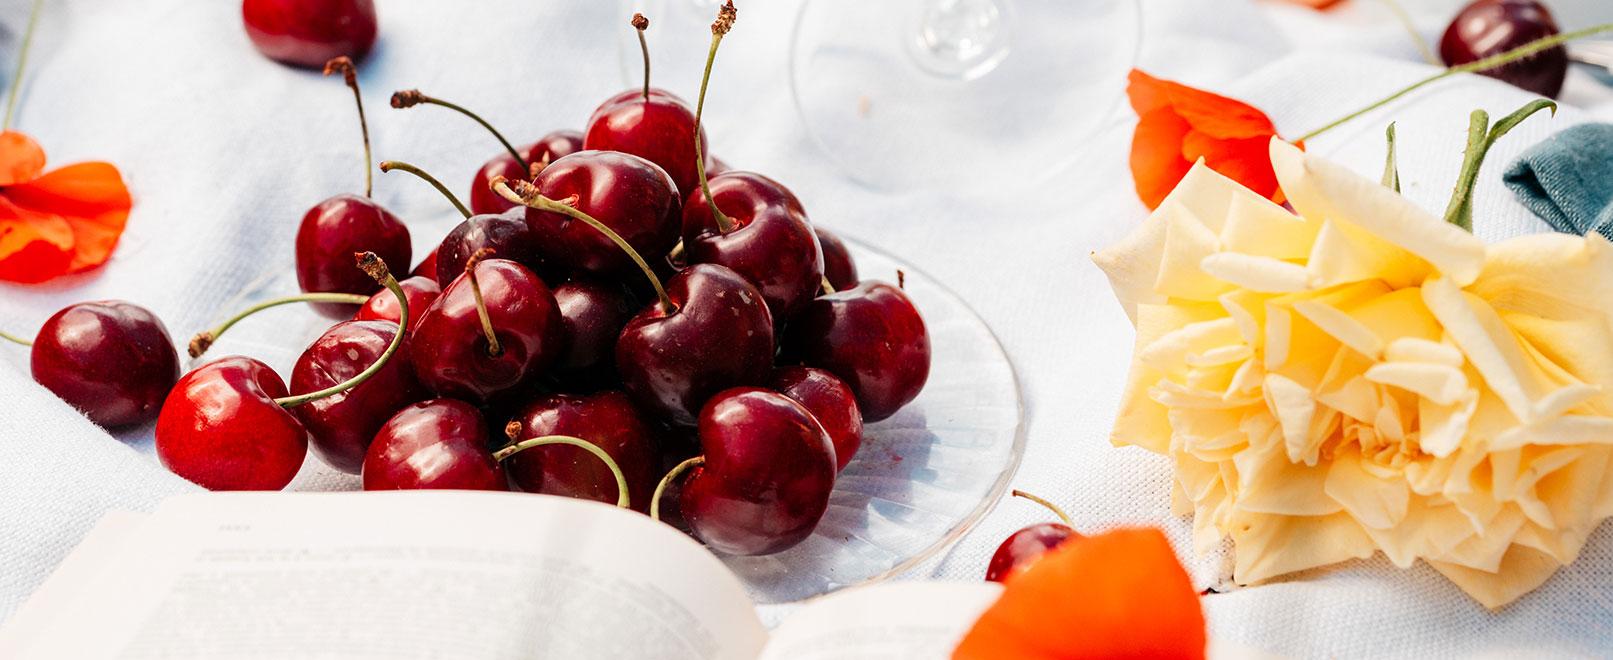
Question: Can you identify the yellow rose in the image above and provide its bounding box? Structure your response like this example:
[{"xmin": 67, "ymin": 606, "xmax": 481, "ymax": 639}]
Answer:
[{"xmin": 1093, "ymin": 139, "xmax": 1613, "ymax": 609}]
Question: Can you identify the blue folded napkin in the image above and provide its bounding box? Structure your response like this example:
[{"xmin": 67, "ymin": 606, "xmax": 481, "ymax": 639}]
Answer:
[{"xmin": 1503, "ymin": 123, "xmax": 1613, "ymax": 241}]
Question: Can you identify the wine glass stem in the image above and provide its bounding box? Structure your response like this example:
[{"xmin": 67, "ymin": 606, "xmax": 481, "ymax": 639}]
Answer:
[{"xmin": 910, "ymin": 0, "xmax": 1013, "ymax": 80}]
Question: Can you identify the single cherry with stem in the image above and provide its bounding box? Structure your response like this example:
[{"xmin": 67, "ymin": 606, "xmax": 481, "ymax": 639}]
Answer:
[
  {"xmin": 289, "ymin": 318, "xmax": 429, "ymax": 474},
  {"xmin": 9, "ymin": 302, "xmax": 180, "ymax": 428},
  {"xmin": 362, "ymin": 399, "xmax": 507, "ymax": 491},
  {"xmin": 295, "ymin": 57, "xmax": 411, "ymax": 318},
  {"xmin": 781, "ymin": 280, "xmax": 930, "ymax": 422},
  {"xmin": 158, "ymin": 252, "xmax": 408, "ymax": 490},
  {"xmin": 504, "ymin": 392, "xmax": 660, "ymax": 513},
  {"xmin": 768, "ymin": 366, "xmax": 862, "ymax": 472},
  {"xmin": 1441, "ymin": 0, "xmax": 1567, "ymax": 98},
  {"xmin": 519, "ymin": 151, "xmax": 682, "ymax": 277},
  {"xmin": 650, "ymin": 387, "xmax": 835, "ymax": 555},
  {"xmin": 496, "ymin": 423, "xmax": 631, "ymax": 508},
  {"xmin": 985, "ymin": 490, "xmax": 1082, "ymax": 582},
  {"xmin": 381, "ymin": 160, "xmax": 553, "ymax": 286},
  {"xmin": 242, "ymin": 0, "xmax": 378, "ymax": 69},
  {"xmin": 354, "ymin": 275, "xmax": 440, "ymax": 331}
]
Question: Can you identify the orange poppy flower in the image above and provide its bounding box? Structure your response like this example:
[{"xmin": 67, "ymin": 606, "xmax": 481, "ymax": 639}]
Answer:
[
  {"xmin": 953, "ymin": 527, "xmax": 1206, "ymax": 660},
  {"xmin": 1128, "ymin": 69, "xmax": 1299, "ymax": 210},
  {"xmin": 0, "ymin": 130, "xmax": 132, "ymax": 283}
]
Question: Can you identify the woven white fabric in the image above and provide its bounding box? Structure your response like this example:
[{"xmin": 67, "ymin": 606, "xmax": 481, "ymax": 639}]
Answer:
[{"xmin": 2, "ymin": 0, "xmax": 1612, "ymax": 656}]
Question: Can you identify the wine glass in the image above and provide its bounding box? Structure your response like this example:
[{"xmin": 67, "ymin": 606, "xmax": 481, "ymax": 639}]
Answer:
[{"xmin": 789, "ymin": 0, "xmax": 1141, "ymax": 191}]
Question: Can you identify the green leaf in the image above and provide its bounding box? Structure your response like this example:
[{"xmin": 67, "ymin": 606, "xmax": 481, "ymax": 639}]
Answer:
[
  {"xmin": 1382, "ymin": 122, "xmax": 1400, "ymax": 192},
  {"xmin": 1486, "ymin": 99, "xmax": 1556, "ymax": 148}
]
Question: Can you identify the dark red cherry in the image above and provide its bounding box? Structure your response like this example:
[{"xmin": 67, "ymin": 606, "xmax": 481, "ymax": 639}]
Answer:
[
  {"xmin": 469, "ymin": 131, "xmax": 585, "ymax": 216},
  {"xmin": 554, "ymin": 278, "xmax": 637, "ymax": 374},
  {"xmin": 433, "ymin": 211, "xmax": 554, "ymax": 288},
  {"xmin": 288, "ymin": 320, "xmax": 429, "ymax": 474},
  {"xmin": 768, "ymin": 366, "xmax": 862, "ymax": 472},
  {"xmin": 683, "ymin": 172, "xmax": 824, "ymax": 322},
  {"xmin": 295, "ymin": 193, "xmax": 411, "ymax": 317},
  {"xmin": 411, "ymin": 247, "xmax": 440, "ymax": 280},
  {"xmin": 29, "ymin": 301, "xmax": 179, "ymax": 428},
  {"xmin": 1440, "ymin": 0, "xmax": 1567, "ymax": 98},
  {"xmin": 155, "ymin": 356, "xmax": 306, "ymax": 491},
  {"xmin": 527, "ymin": 151, "xmax": 681, "ymax": 276},
  {"xmin": 781, "ymin": 281, "xmax": 929, "ymax": 422},
  {"xmin": 679, "ymin": 387, "xmax": 836, "ymax": 555},
  {"xmin": 242, "ymin": 0, "xmax": 377, "ymax": 69},
  {"xmin": 409, "ymin": 259, "xmax": 564, "ymax": 405},
  {"xmin": 616, "ymin": 264, "xmax": 773, "ymax": 427},
  {"xmin": 353, "ymin": 275, "xmax": 440, "ymax": 331},
  {"xmin": 985, "ymin": 523, "xmax": 1079, "ymax": 582},
  {"xmin": 362, "ymin": 399, "xmax": 507, "ymax": 491},
  {"xmin": 583, "ymin": 89, "xmax": 712, "ymax": 202},
  {"xmin": 815, "ymin": 227, "xmax": 858, "ymax": 292},
  {"xmin": 506, "ymin": 391, "xmax": 660, "ymax": 512}
]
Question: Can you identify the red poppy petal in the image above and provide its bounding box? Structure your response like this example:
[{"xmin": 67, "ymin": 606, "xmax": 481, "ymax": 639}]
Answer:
[
  {"xmin": 0, "ymin": 130, "xmax": 47, "ymax": 186},
  {"xmin": 5, "ymin": 161, "xmax": 132, "ymax": 273},
  {"xmin": 1127, "ymin": 69, "xmax": 1174, "ymax": 116},
  {"xmin": 1132, "ymin": 108, "xmax": 1195, "ymax": 210},
  {"xmin": 0, "ymin": 195, "xmax": 75, "ymax": 283}
]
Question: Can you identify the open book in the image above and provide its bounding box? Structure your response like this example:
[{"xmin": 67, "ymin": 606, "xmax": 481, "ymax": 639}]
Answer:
[{"xmin": 0, "ymin": 492, "xmax": 1002, "ymax": 660}]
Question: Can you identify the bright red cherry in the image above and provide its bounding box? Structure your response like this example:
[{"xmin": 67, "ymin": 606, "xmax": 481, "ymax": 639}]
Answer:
[
  {"xmin": 583, "ymin": 89, "xmax": 710, "ymax": 202},
  {"xmin": 527, "ymin": 151, "xmax": 681, "ymax": 276},
  {"xmin": 616, "ymin": 264, "xmax": 773, "ymax": 427},
  {"xmin": 434, "ymin": 210, "xmax": 553, "ymax": 288},
  {"xmin": 768, "ymin": 366, "xmax": 862, "ymax": 472},
  {"xmin": 353, "ymin": 275, "xmax": 440, "ymax": 331},
  {"xmin": 506, "ymin": 391, "xmax": 660, "ymax": 512},
  {"xmin": 815, "ymin": 227, "xmax": 858, "ymax": 292},
  {"xmin": 674, "ymin": 387, "xmax": 836, "ymax": 556},
  {"xmin": 683, "ymin": 172, "xmax": 824, "ymax": 322},
  {"xmin": 470, "ymin": 132, "xmax": 585, "ymax": 216},
  {"xmin": 362, "ymin": 399, "xmax": 507, "ymax": 491},
  {"xmin": 409, "ymin": 257, "xmax": 564, "ymax": 406},
  {"xmin": 782, "ymin": 281, "xmax": 929, "ymax": 422},
  {"xmin": 242, "ymin": 0, "xmax": 377, "ymax": 69},
  {"xmin": 553, "ymin": 278, "xmax": 638, "ymax": 376},
  {"xmin": 289, "ymin": 320, "xmax": 429, "ymax": 474},
  {"xmin": 1440, "ymin": 0, "xmax": 1567, "ymax": 98},
  {"xmin": 985, "ymin": 491, "xmax": 1082, "ymax": 582},
  {"xmin": 155, "ymin": 356, "xmax": 306, "ymax": 491},
  {"xmin": 28, "ymin": 301, "xmax": 179, "ymax": 428}
]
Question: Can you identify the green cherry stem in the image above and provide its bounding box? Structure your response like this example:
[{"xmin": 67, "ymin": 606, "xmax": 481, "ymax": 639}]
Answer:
[
  {"xmin": 1012, "ymin": 490, "xmax": 1074, "ymax": 526},
  {"xmin": 0, "ymin": 328, "xmax": 33, "ymax": 347},
  {"xmin": 188, "ymin": 292, "xmax": 370, "ymax": 357},
  {"xmin": 463, "ymin": 248, "xmax": 503, "ymax": 358},
  {"xmin": 274, "ymin": 252, "xmax": 408, "ymax": 408},
  {"xmin": 1297, "ymin": 22, "xmax": 1613, "ymax": 143},
  {"xmin": 380, "ymin": 161, "xmax": 471, "ymax": 219},
  {"xmin": 3, "ymin": 0, "xmax": 43, "ymax": 131},
  {"xmin": 324, "ymin": 57, "xmax": 373, "ymax": 198},
  {"xmin": 492, "ymin": 177, "xmax": 675, "ymax": 315},
  {"xmin": 650, "ymin": 456, "xmax": 705, "ymax": 522},
  {"xmin": 391, "ymin": 89, "xmax": 527, "ymax": 172},
  {"xmin": 633, "ymin": 13, "xmax": 652, "ymax": 100},
  {"xmin": 820, "ymin": 276, "xmax": 836, "ymax": 296},
  {"xmin": 497, "ymin": 422, "xmax": 631, "ymax": 509},
  {"xmin": 693, "ymin": 1, "xmax": 737, "ymax": 234}
]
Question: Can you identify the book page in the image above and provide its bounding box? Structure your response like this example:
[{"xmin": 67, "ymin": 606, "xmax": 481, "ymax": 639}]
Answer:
[
  {"xmin": 758, "ymin": 581, "xmax": 1003, "ymax": 660},
  {"xmin": 0, "ymin": 491, "xmax": 768, "ymax": 660}
]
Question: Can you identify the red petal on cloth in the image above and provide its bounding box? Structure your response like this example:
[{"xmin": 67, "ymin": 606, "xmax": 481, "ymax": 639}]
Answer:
[
  {"xmin": 3, "ymin": 161, "xmax": 132, "ymax": 274},
  {"xmin": 1127, "ymin": 69, "xmax": 1294, "ymax": 210},
  {"xmin": 0, "ymin": 194, "xmax": 74, "ymax": 283},
  {"xmin": 0, "ymin": 130, "xmax": 47, "ymax": 186}
]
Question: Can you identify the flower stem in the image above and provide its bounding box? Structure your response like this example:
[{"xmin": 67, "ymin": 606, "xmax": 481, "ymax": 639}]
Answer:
[
  {"xmin": 1296, "ymin": 22, "xmax": 1612, "ymax": 143},
  {"xmin": 633, "ymin": 13, "xmax": 651, "ymax": 101},
  {"xmin": 2, "ymin": 0, "xmax": 42, "ymax": 131},
  {"xmin": 380, "ymin": 161, "xmax": 471, "ymax": 219},
  {"xmin": 391, "ymin": 90, "xmax": 527, "ymax": 172},
  {"xmin": 693, "ymin": 2, "xmax": 737, "ymax": 234},
  {"xmin": 1442, "ymin": 99, "xmax": 1556, "ymax": 231},
  {"xmin": 1012, "ymin": 489, "xmax": 1073, "ymax": 526},
  {"xmin": 650, "ymin": 456, "xmax": 705, "ymax": 522},
  {"xmin": 324, "ymin": 57, "xmax": 372, "ymax": 198},
  {"xmin": 494, "ymin": 425, "xmax": 631, "ymax": 509},
  {"xmin": 188, "ymin": 292, "xmax": 370, "ymax": 357},
  {"xmin": 0, "ymin": 328, "xmax": 32, "ymax": 347},
  {"xmin": 492, "ymin": 177, "xmax": 675, "ymax": 315},
  {"xmin": 1381, "ymin": 122, "xmax": 1400, "ymax": 192},
  {"xmin": 275, "ymin": 253, "xmax": 406, "ymax": 408},
  {"xmin": 463, "ymin": 248, "xmax": 502, "ymax": 358},
  {"xmin": 1377, "ymin": 0, "xmax": 1438, "ymax": 67}
]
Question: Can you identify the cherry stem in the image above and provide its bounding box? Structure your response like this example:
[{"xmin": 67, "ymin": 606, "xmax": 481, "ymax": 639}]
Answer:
[
  {"xmin": 496, "ymin": 422, "xmax": 631, "ymax": 509},
  {"xmin": 380, "ymin": 161, "xmax": 471, "ymax": 219},
  {"xmin": 1297, "ymin": 23, "xmax": 1613, "ymax": 143},
  {"xmin": 324, "ymin": 57, "xmax": 372, "ymax": 198},
  {"xmin": 464, "ymin": 248, "xmax": 503, "ymax": 358},
  {"xmin": 650, "ymin": 456, "xmax": 705, "ymax": 522},
  {"xmin": 820, "ymin": 276, "xmax": 836, "ymax": 296},
  {"xmin": 1012, "ymin": 490, "xmax": 1073, "ymax": 527},
  {"xmin": 188, "ymin": 292, "xmax": 370, "ymax": 358},
  {"xmin": 0, "ymin": 328, "xmax": 32, "ymax": 347},
  {"xmin": 693, "ymin": 1, "xmax": 737, "ymax": 234},
  {"xmin": 391, "ymin": 90, "xmax": 527, "ymax": 172},
  {"xmin": 492, "ymin": 178, "xmax": 675, "ymax": 315},
  {"xmin": 3, "ymin": 0, "xmax": 42, "ymax": 131},
  {"xmin": 633, "ymin": 13, "xmax": 651, "ymax": 101},
  {"xmin": 275, "ymin": 253, "xmax": 407, "ymax": 408}
]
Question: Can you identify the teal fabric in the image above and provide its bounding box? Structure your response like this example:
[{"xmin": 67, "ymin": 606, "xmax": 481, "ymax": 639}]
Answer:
[{"xmin": 1503, "ymin": 123, "xmax": 1613, "ymax": 241}]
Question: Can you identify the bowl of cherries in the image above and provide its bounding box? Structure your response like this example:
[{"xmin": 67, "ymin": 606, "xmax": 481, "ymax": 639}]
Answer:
[{"xmin": 14, "ymin": 2, "xmax": 1024, "ymax": 605}]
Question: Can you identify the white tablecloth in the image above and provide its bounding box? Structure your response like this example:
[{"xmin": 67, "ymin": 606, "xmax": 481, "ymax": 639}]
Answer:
[{"xmin": 3, "ymin": 0, "xmax": 1613, "ymax": 657}]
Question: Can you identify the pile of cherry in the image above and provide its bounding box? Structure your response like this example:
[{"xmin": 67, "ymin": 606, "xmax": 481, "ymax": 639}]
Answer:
[{"xmin": 9, "ymin": 4, "xmax": 930, "ymax": 558}]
